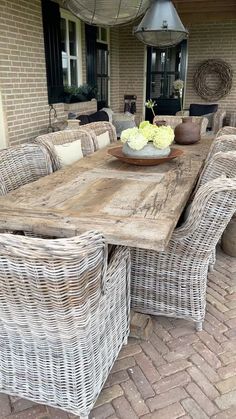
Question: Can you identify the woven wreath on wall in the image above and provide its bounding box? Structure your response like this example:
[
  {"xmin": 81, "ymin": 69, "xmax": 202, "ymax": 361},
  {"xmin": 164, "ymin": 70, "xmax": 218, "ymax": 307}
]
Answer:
[{"xmin": 193, "ymin": 59, "xmax": 233, "ymax": 101}]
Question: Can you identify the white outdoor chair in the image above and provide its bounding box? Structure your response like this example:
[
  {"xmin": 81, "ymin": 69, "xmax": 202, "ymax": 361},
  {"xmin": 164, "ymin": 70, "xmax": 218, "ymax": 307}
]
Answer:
[
  {"xmin": 130, "ymin": 177, "xmax": 236, "ymax": 331},
  {"xmin": 0, "ymin": 231, "xmax": 130, "ymax": 418}
]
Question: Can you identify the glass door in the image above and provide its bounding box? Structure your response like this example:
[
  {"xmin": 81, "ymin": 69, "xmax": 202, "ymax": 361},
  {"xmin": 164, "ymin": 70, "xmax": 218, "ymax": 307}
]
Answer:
[
  {"xmin": 146, "ymin": 40, "xmax": 187, "ymax": 120},
  {"xmin": 97, "ymin": 43, "xmax": 109, "ymax": 109}
]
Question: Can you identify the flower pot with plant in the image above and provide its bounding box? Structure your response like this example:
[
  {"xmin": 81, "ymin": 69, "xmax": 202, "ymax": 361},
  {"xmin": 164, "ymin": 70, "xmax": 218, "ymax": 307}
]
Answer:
[{"xmin": 121, "ymin": 121, "xmax": 174, "ymax": 159}]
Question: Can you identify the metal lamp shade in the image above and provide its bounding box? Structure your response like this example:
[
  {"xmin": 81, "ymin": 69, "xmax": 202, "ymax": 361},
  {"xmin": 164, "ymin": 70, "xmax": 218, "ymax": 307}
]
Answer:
[
  {"xmin": 64, "ymin": 0, "xmax": 151, "ymax": 26},
  {"xmin": 134, "ymin": 0, "xmax": 188, "ymax": 47}
]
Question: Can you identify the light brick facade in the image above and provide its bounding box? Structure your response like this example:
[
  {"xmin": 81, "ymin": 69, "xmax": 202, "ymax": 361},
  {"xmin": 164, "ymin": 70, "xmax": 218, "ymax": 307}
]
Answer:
[
  {"xmin": 0, "ymin": 1, "xmax": 236, "ymax": 146},
  {"xmin": 0, "ymin": 0, "xmax": 65, "ymax": 147},
  {"xmin": 185, "ymin": 20, "xmax": 236, "ymax": 122}
]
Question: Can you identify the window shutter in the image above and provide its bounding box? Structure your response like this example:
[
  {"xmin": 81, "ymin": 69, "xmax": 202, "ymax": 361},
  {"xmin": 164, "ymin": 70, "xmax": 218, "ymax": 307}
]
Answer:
[
  {"xmin": 85, "ymin": 24, "xmax": 97, "ymax": 87},
  {"xmin": 41, "ymin": 0, "xmax": 64, "ymax": 104}
]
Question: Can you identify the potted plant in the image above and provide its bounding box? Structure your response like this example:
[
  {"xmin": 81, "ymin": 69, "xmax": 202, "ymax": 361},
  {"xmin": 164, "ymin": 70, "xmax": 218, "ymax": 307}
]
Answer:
[
  {"xmin": 64, "ymin": 84, "xmax": 97, "ymax": 103},
  {"xmin": 121, "ymin": 121, "xmax": 174, "ymax": 158}
]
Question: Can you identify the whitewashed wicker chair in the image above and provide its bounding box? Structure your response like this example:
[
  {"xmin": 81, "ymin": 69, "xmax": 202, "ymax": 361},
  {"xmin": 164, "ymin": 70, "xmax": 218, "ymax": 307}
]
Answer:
[
  {"xmin": 131, "ymin": 178, "xmax": 236, "ymax": 331},
  {"xmin": 35, "ymin": 129, "xmax": 95, "ymax": 171},
  {"xmin": 154, "ymin": 115, "xmax": 208, "ymax": 136},
  {"xmin": 0, "ymin": 143, "xmax": 52, "ymax": 193},
  {"xmin": 0, "ymin": 143, "xmax": 53, "ymax": 236},
  {"xmin": 78, "ymin": 121, "xmax": 117, "ymax": 151},
  {"xmin": 189, "ymin": 136, "xmax": 236, "ymax": 270},
  {"xmin": 0, "ymin": 231, "xmax": 130, "ymax": 418}
]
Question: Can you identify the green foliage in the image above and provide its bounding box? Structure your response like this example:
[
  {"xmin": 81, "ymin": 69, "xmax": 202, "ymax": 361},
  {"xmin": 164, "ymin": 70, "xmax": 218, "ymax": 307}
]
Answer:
[{"xmin": 64, "ymin": 84, "xmax": 98, "ymax": 103}]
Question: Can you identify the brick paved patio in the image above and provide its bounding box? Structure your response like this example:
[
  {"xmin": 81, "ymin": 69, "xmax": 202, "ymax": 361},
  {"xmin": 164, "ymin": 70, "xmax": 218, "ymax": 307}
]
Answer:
[{"xmin": 0, "ymin": 247, "xmax": 236, "ymax": 419}]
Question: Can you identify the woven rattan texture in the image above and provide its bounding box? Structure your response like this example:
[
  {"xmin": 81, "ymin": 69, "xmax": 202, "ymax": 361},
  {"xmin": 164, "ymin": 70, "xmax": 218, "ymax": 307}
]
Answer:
[
  {"xmin": 0, "ymin": 143, "xmax": 52, "ymax": 194},
  {"xmin": 216, "ymin": 126, "xmax": 236, "ymax": 137},
  {"xmin": 193, "ymin": 59, "xmax": 233, "ymax": 101},
  {"xmin": 0, "ymin": 231, "xmax": 130, "ymax": 417},
  {"xmin": 79, "ymin": 121, "xmax": 117, "ymax": 151},
  {"xmin": 130, "ymin": 178, "xmax": 236, "ymax": 331},
  {"xmin": 0, "ymin": 143, "xmax": 53, "ymax": 237},
  {"xmin": 35, "ymin": 129, "xmax": 95, "ymax": 171}
]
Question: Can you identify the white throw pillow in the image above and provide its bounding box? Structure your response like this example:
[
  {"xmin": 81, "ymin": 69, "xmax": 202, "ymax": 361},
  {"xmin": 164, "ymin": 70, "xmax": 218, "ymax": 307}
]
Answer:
[
  {"xmin": 54, "ymin": 139, "xmax": 83, "ymax": 167},
  {"xmin": 96, "ymin": 131, "xmax": 110, "ymax": 149}
]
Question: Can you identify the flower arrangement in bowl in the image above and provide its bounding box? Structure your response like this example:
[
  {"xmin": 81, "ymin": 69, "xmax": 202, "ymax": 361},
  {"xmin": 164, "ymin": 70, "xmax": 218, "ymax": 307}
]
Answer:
[{"xmin": 121, "ymin": 121, "xmax": 175, "ymax": 159}]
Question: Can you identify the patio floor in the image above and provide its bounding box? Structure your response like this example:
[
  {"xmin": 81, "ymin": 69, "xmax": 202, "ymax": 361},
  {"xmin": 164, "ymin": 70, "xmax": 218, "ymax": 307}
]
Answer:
[{"xmin": 0, "ymin": 247, "xmax": 236, "ymax": 419}]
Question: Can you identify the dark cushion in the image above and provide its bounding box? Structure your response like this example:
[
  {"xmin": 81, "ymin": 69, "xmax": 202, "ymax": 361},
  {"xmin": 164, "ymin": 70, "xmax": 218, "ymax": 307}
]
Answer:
[
  {"xmin": 77, "ymin": 115, "xmax": 90, "ymax": 125},
  {"xmin": 76, "ymin": 110, "xmax": 109, "ymax": 125},
  {"xmin": 189, "ymin": 103, "xmax": 218, "ymax": 117}
]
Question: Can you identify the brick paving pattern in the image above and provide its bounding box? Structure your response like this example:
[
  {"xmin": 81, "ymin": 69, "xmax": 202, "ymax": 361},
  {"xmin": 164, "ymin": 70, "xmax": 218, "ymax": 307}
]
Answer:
[{"xmin": 0, "ymin": 248, "xmax": 236, "ymax": 418}]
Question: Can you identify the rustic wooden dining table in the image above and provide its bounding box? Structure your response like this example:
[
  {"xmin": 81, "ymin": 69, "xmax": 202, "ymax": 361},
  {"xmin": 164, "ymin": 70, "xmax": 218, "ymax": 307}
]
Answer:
[{"xmin": 0, "ymin": 137, "xmax": 213, "ymax": 251}]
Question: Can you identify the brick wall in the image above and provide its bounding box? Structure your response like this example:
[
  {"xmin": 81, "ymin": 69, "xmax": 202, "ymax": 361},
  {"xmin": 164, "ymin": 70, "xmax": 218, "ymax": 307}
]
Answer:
[
  {"xmin": 0, "ymin": 0, "xmax": 66, "ymax": 147},
  {"xmin": 185, "ymin": 20, "xmax": 236, "ymax": 121},
  {"xmin": 109, "ymin": 24, "xmax": 146, "ymax": 123}
]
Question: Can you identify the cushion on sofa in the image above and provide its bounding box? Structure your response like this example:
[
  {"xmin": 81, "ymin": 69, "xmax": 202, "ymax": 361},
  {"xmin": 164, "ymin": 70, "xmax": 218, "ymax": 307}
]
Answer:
[
  {"xmin": 96, "ymin": 131, "xmax": 110, "ymax": 149},
  {"xmin": 189, "ymin": 103, "xmax": 218, "ymax": 117},
  {"xmin": 54, "ymin": 139, "xmax": 83, "ymax": 167}
]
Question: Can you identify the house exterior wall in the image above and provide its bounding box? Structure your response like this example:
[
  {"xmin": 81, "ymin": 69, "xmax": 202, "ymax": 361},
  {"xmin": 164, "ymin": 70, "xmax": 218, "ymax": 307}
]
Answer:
[
  {"xmin": 0, "ymin": 0, "xmax": 66, "ymax": 147},
  {"xmin": 185, "ymin": 20, "xmax": 236, "ymax": 121}
]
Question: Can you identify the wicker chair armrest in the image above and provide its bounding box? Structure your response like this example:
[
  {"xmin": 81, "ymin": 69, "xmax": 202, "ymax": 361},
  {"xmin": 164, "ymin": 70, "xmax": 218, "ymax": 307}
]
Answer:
[{"xmin": 105, "ymin": 246, "xmax": 131, "ymax": 293}]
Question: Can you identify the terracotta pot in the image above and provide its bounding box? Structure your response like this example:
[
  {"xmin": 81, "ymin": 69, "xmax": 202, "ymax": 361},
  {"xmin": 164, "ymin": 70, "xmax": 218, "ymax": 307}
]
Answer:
[{"xmin": 174, "ymin": 117, "xmax": 200, "ymax": 145}]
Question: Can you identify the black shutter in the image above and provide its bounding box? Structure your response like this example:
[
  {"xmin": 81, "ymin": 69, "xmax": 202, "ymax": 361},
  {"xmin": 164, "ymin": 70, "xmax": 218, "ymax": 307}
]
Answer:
[
  {"xmin": 41, "ymin": 0, "xmax": 64, "ymax": 104},
  {"xmin": 85, "ymin": 24, "xmax": 97, "ymax": 86}
]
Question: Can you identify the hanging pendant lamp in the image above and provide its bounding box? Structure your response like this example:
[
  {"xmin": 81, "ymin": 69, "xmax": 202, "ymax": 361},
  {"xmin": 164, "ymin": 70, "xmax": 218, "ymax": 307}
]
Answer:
[
  {"xmin": 134, "ymin": 0, "xmax": 188, "ymax": 47},
  {"xmin": 64, "ymin": 0, "xmax": 151, "ymax": 26}
]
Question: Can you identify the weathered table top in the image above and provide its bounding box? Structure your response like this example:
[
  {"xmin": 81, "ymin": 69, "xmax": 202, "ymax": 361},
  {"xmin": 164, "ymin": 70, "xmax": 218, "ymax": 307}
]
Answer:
[{"xmin": 0, "ymin": 138, "xmax": 213, "ymax": 251}]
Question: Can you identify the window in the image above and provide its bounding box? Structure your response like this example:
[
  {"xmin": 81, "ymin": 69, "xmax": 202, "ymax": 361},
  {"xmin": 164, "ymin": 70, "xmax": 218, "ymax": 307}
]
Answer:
[
  {"xmin": 97, "ymin": 27, "xmax": 109, "ymax": 43},
  {"xmin": 60, "ymin": 11, "xmax": 82, "ymax": 87}
]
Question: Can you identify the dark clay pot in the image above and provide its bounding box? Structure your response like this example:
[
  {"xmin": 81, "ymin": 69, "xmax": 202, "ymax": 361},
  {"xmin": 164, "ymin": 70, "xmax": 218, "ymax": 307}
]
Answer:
[{"xmin": 174, "ymin": 117, "xmax": 200, "ymax": 145}]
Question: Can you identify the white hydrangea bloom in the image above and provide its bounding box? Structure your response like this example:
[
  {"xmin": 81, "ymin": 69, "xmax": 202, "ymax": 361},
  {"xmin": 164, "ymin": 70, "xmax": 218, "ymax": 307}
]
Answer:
[
  {"xmin": 120, "ymin": 127, "xmax": 139, "ymax": 143},
  {"xmin": 127, "ymin": 133, "xmax": 148, "ymax": 150},
  {"xmin": 152, "ymin": 126, "xmax": 174, "ymax": 149}
]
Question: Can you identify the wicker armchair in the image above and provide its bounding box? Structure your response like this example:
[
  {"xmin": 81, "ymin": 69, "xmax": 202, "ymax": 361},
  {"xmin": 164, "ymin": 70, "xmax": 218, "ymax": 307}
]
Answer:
[
  {"xmin": 176, "ymin": 109, "xmax": 226, "ymax": 134},
  {"xmin": 153, "ymin": 115, "xmax": 208, "ymax": 136},
  {"xmin": 0, "ymin": 143, "xmax": 52, "ymax": 194},
  {"xmin": 78, "ymin": 121, "xmax": 117, "ymax": 151},
  {"xmin": 0, "ymin": 231, "xmax": 130, "ymax": 418},
  {"xmin": 131, "ymin": 178, "xmax": 236, "ymax": 331},
  {"xmin": 35, "ymin": 130, "xmax": 95, "ymax": 171}
]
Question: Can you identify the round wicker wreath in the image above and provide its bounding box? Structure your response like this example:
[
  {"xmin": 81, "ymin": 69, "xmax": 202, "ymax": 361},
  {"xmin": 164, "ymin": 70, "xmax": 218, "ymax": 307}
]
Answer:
[{"xmin": 193, "ymin": 59, "xmax": 233, "ymax": 101}]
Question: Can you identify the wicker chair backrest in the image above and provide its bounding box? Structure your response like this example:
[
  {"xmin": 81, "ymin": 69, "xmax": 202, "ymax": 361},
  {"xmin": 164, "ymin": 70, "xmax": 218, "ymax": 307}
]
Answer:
[
  {"xmin": 216, "ymin": 127, "xmax": 236, "ymax": 138},
  {"xmin": 206, "ymin": 135, "xmax": 236, "ymax": 163},
  {"xmin": 175, "ymin": 177, "xmax": 236, "ymax": 253},
  {"xmin": 0, "ymin": 143, "xmax": 52, "ymax": 195},
  {"xmin": 0, "ymin": 231, "xmax": 107, "ymax": 335},
  {"xmin": 35, "ymin": 129, "xmax": 95, "ymax": 171},
  {"xmin": 197, "ymin": 151, "xmax": 236, "ymax": 190},
  {"xmin": 78, "ymin": 121, "xmax": 117, "ymax": 151}
]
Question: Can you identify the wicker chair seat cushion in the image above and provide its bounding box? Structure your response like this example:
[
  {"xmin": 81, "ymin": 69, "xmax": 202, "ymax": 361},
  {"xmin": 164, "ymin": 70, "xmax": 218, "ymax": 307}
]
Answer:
[
  {"xmin": 96, "ymin": 131, "xmax": 110, "ymax": 149},
  {"xmin": 54, "ymin": 139, "xmax": 83, "ymax": 167}
]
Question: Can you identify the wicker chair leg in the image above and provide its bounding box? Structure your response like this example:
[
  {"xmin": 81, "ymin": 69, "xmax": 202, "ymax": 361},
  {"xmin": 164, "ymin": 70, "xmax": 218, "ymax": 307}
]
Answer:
[
  {"xmin": 195, "ymin": 321, "xmax": 203, "ymax": 332},
  {"xmin": 123, "ymin": 336, "xmax": 128, "ymax": 345}
]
